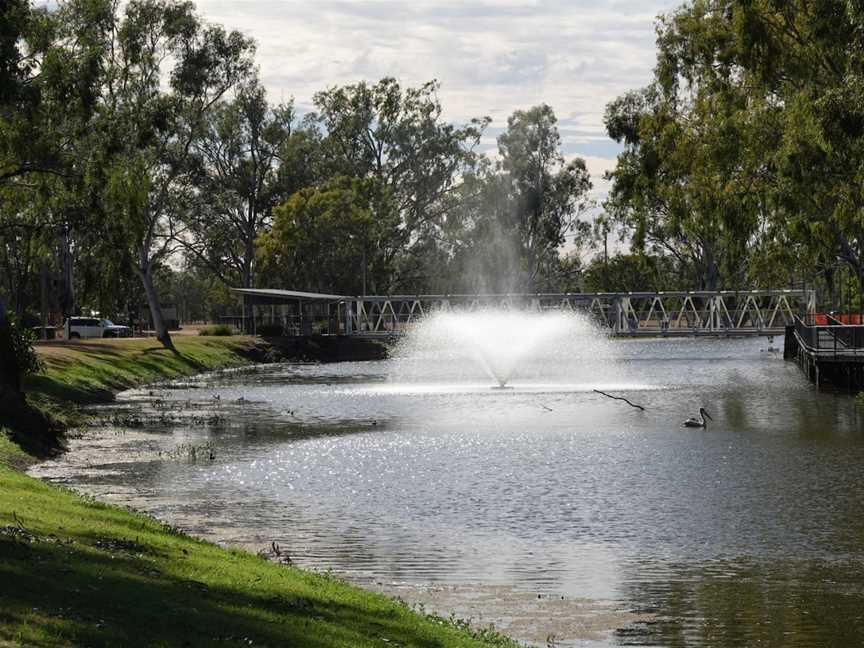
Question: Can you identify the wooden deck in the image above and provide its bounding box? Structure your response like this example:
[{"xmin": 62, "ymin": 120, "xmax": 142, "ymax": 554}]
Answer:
[{"xmin": 785, "ymin": 316, "xmax": 864, "ymax": 389}]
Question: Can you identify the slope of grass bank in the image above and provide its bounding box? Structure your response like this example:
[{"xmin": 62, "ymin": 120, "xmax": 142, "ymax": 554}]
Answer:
[
  {"xmin": 0, "ymin": 337, "xmax": 518, "ymax": 647},
  {"xmin": 29, "ymin": 336, "xmax": 267, "ymax": 405},
  {"xmin": 5, "ymin": 336, "xmax": 266, "ymax": 457},
  {"xmin": 0, "ymin": 461, "xmax": 514, "ymax": 647}
]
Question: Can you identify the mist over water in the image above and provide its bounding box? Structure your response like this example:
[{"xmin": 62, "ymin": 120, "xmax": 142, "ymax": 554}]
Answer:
[{"xmin": 390, "ymin": 309, "xmax": 626, "ymax": 389}]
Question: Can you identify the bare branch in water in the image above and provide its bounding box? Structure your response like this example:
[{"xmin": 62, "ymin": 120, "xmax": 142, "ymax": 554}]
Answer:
[{"xmin": 593, "ymin": 389, "xmax": 645, "ymax": 411}]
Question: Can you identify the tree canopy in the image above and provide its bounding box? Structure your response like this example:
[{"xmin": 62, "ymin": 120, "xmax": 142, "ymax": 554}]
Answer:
[
  {"xmin": 9, "ymin": 0, "xmax": 862, "ymax": 339},
  {"xmin": 605, "ymin": 0, "xmax": 864, "ymax": 300}
]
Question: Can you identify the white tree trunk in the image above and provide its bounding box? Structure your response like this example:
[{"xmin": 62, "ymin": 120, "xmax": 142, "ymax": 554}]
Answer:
[{"xmin": 136, "ymin": 262, "xmax": 173, "ymax": 350}]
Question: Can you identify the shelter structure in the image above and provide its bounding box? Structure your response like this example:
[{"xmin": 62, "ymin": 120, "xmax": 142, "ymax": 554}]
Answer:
[{"xmin": 230, "ymin": 288, "xmax": 347, "ymax": 335}]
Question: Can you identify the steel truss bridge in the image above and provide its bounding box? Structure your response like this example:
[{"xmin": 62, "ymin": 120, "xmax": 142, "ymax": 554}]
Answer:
[
  {"xmin": 231, "ymin": 288, "xmax": 815, "ymax": 338},
  {"xmin": 342, "ymin": 289, "xmax": 815, "ymax": 338}
]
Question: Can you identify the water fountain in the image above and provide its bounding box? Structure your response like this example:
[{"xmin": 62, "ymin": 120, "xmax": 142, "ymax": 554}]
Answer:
[{"xmin": 390, "ymin": 308, "xmax": 616, "ymax": 389}]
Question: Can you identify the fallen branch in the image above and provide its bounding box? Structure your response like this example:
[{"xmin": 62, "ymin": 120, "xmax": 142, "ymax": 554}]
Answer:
[{"xmin": 593, "ymin": 389, "xmax": 645, "ymax": 411}]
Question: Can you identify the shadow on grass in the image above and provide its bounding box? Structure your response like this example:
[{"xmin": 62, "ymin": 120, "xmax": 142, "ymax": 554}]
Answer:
[
  {"xmin": 0, "ymin": 394, "xmax": 65, "ymax": 459},
  {"xmin": 0, "ymin": 536, "xmax": 453, "ymax": 648}
]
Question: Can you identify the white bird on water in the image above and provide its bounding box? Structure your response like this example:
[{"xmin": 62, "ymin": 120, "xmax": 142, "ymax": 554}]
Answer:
[{"xmin": 684, "ymin": 408, "xmax": 713, "ymax": 428}]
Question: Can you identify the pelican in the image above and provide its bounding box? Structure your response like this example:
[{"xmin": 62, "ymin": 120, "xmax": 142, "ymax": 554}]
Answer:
[{"xmin": 684, "ymin": 408, "xmax": 712, "ymax": 428}]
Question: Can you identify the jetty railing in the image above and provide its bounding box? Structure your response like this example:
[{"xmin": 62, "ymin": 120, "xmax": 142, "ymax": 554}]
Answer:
[
  {"xmin": 788, "ymin": 314, "xmax": 864, "ymax": 389},
  {"xmin": 793, "ymin": 315, "xmax": 864, "ymax": 358}
]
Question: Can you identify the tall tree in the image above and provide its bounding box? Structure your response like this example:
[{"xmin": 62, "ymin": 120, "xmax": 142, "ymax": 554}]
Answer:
[
  {"xmin": 185, "ymin": 78, "xmax": 294, "ymax": 290},
  {"xmin": 497, "ymin": 104, "xmax": 592, "ymax": 290},
  {"xmin": 95, "ymin": 0, "xmax": 255, "ymax": 349},
  {"xmin": 0, "ymin": 0, "xmax": 95, "ymax": 394},
  {"xmin": 607, "ymin": 0, "xmax": 864, "ymax": 296},
  {"xmin": 257, "ymin": 176, "xmax": 396, "ymax": 295},
  {"xmin": 311, "ymin": 77, "xmax": 488, "ymax": 291}
]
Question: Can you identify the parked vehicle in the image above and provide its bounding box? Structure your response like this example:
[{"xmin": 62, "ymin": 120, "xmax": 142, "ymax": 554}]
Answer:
[
  {"xmin": 100, "ymin": 319, "xmax": 132, "ymax": 337},
  {"xmin": 65, "ymin": 317, "xmax": 132, "ymax": 339}
]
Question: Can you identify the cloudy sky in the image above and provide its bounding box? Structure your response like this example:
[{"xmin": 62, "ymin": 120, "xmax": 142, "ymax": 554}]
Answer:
[{"xmin": 195, "ymin": 0, "xmax": 680, "ymax": 200}]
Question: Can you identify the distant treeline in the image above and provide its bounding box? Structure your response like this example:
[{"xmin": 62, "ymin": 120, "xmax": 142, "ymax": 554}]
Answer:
[{"xmin": 2, "ymin": 0, "xmax": 863, "ymax": 348}]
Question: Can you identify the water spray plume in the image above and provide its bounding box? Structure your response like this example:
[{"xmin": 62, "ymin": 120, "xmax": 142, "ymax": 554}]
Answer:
[{"xmin": 391, "ymin": 308, "xmax": 616, "ymax": 389}]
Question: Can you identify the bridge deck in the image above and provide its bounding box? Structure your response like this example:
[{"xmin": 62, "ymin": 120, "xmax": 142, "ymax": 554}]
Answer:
[{"xmin": 231, "ymin": 288, "xmax": 816, "ymax": 338}]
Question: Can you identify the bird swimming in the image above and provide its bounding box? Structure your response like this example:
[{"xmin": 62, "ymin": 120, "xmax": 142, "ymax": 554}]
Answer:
[{"xmin": 684, "ymin": 408, "xmax": 713, "ymax": 428}]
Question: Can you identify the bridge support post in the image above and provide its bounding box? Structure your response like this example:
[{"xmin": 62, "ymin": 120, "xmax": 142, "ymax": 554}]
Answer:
[{"xmin": 343, "ymin": 301, "xmax": 353, "ymax": 335}]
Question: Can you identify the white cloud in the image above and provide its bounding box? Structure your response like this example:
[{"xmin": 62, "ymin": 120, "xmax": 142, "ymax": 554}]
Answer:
[{"xmin": 195, "ymin": 0, "xmax": 678, "ymax": 205}]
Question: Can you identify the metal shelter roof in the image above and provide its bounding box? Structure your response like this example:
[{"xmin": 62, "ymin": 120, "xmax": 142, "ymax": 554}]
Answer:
[{"xmin": 231, "ymin": 288, "xmax": 347, "ymax": 302}]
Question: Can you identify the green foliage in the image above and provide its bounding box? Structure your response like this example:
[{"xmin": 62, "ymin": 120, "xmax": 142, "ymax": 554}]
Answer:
[
  {"xmin": 259, "ymin": 176, "xmax": 394, "ymax": 294},
  {"xmin": 310, "ymin": 77, "xmax": 490, "ymax": 292},
  {"xmin": 583, "ymin": 253, "xmax": 681, "ymax": 293},
  {"xmin": 8, "ymin": 318, "xmax": 41, "ymax": 378},
  {"xmin": 605, "ymin": 0, "xmax": 864, "ymax": 298},
  {"xmin": 198, "ymin": 324, "xmax": 233, "ymax": 336},
  {"xmin": 498, "ymin": 104, "xmax": 593, "ymax": 289},
  {"xmin": 185, "ymin": 77, "xmax": 296, "ymax": 289}
]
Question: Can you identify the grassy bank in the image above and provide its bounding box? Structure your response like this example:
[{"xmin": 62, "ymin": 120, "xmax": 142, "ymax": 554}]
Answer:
[
  {"xmin": 29, "ymin": 336, "xmax": 267, "ymax": 405},
  {"xmin": 0, "ymin": 337, "xmax": 518, "ymax": 647},
  {"xmin": 6, "ymin": 336, "xmax": 267, "ymax": 457}
]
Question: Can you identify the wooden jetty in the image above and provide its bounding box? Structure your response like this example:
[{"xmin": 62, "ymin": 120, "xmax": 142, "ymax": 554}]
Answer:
[{"xmin": 785, "ymin": 314, "xmax": 864, "ymax": 390}]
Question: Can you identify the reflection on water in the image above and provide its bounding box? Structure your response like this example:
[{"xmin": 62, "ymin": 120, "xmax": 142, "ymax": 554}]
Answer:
[{"xmin": 30, "ymin": 337, "xmax": 864, "ymax": 647}]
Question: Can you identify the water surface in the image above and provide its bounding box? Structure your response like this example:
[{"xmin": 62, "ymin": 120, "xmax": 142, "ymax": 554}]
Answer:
[{"xmin": 32, "ymin": 336, "xmax": 864, "ymax": 646}]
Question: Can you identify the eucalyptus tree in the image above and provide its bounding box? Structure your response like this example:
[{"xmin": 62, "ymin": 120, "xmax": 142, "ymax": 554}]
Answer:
[
  {"xmin": 94, "ymin": 0, "xmax": 255, "ymax": 349},
  {"xmin": 497, "ymin": 104, "xmax": 593, "ymax": 291},
  {"xmin": 603, "ymin": 0, "xmax": 777, "ymax": 291},
  {"xmin": 727, "ymin": 0, "xmax": 864, "ymax": 295},
  {"xmin": 604, "ymin": 86, "xmax": 767, "ymax": 289},
  {"xmin": 0, "ymin": 0, "xmax": 104, "ymax": 389},
  {"xmin": 185, "ymin": 79, "xmax": 294, "ymax": 291},
  {"xmin": 311, "ymin": 77, "xmax": 488, "ymax": 291},
  {"xmin": 257, "ymin": 176, "xmax": 396, "ymax": 295},
  {"xmin": 606, "ymin": 0, "xmax": 864, "ymax": 294}
]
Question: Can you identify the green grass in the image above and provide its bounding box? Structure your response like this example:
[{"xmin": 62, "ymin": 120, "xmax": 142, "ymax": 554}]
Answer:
[
  {"xmin": 0, "ymin": 338, "xmax": 520, "ymax": 648},
  {"xmin": 27, "ymin": 336, "xmax": 262, "ymax": 404},
  {"xmin": 0, "ymin": 461, "xmax": 516, "ymax": 647},
  {"xmin": 5, "ymin": 337, "xmax": 265, "ymax": 456}
]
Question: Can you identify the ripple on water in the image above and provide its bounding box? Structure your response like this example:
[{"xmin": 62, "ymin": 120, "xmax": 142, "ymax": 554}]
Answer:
[{"xmin": 28, "ymin": 337, "xmax": 864, "ymax": 647}]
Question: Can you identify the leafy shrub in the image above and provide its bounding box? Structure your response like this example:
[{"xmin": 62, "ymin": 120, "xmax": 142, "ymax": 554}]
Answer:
[
  {"xmin": 198, "ymin": 324, "xmax": 234, "ymax": 337},
  {"xmin": 9, "ymin": 320, "xmax": 42, "ymax": 376},
  {"xmin": 0, "ymin": 316, "xmax": 42, "ymax": 396}
]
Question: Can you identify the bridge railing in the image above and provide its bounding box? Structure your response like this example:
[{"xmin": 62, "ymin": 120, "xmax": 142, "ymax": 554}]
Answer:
[{"xmin": 343, "ymin": 289, "xmax": 815, "ymax": 337}]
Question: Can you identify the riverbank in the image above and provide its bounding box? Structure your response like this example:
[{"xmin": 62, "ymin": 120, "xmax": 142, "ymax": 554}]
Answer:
[
  {"xmin": 0, "ymin": 337, "xmax": 517, "ymax": 647},
  {"xmin": 5, "ymin": 336, "xmax": 270, "ymax": 458}
]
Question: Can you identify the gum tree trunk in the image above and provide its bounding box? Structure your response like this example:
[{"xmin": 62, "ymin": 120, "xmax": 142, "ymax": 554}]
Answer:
[{"xmin": 136, "ymin": 262, "xmax": 174, "ymax": 351}]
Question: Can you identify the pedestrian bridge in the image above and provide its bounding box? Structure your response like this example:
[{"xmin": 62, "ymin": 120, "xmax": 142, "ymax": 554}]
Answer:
[{"xmin": 232, "ymin": 288, "xmax": 816, "ymax": 338}]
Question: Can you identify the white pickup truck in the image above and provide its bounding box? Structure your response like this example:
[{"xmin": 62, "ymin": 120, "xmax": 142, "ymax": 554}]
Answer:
[{"xmin": 65, "ymin": 317, "xmax": 132, "ymax": 339}]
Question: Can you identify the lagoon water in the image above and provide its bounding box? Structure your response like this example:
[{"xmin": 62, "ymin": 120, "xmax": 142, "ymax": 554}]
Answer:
[{"xmin": 31, "ymin": 333, "xmax": 864, "ymax": 646}]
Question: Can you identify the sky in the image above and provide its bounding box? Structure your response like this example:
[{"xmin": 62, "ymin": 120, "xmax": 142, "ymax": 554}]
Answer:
[{"xmin": 194, "ymin": 0, "xmax": 682, "ymax": 206}]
